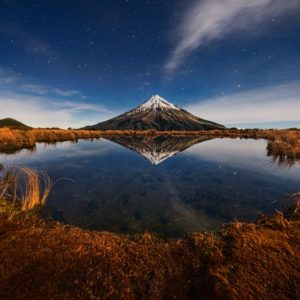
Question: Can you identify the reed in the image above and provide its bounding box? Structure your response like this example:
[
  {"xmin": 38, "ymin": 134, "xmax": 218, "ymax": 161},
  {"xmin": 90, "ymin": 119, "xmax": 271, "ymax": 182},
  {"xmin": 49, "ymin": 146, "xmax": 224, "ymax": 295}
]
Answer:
[
  {"xmin": 20, "ymin": 167, "xmax": 52, "ymax": 211},
  {"xmin": 0, "ymin": 166, "xmax": 52, "ymax": 212}
]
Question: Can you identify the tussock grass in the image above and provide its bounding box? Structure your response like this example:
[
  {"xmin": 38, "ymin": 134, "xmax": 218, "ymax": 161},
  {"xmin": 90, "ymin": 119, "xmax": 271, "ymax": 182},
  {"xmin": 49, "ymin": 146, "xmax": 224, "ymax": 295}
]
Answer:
[
  {"xmin": 0, "ymin": 127, "xmax": 35, "ymax": 152},
  {"xmin": 0, "ymin": 167, "xmax": 299, "ymax": 299},
  {"xmin": 0, "ymin": 128, "xmax": 299, "ymax": 166},
  {"xmin": 0, "ymin": 166, "xmax": 52, "ymax": 213},
  {"xmin": 0, "ymin": 128, "xmax": 102, "ymax": 153},
  {"xmin": 0, "ymin": 198, "xmax": 299, "ymax": 299},
  {"xmin": 1, "ymin": 127, "xmax": 299, "ymax": 147},
  {"xmin": 266, "ymin": 130, "xmax": 300, "ymax": 166},
  {"xmin": 20, "ymin": 167, "xmax": 52, "ymax": 211}
]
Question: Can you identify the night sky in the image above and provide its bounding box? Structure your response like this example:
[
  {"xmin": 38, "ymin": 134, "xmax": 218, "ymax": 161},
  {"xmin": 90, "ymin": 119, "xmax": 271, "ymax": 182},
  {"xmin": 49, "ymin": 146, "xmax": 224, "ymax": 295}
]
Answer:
[{"xmin": 0, "ymin": 0, "xmax": 300, "ymax": 128}]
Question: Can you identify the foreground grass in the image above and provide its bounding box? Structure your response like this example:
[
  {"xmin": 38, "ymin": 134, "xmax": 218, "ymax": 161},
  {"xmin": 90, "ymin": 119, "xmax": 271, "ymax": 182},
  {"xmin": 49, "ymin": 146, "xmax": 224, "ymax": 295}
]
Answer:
[
  {"xmin": 0, "ymin": 168, "xmax": 300, "ymax": 299},
  {"xmin": 0, "ymin": 199, "xmax": 299, "ymax": 300}
]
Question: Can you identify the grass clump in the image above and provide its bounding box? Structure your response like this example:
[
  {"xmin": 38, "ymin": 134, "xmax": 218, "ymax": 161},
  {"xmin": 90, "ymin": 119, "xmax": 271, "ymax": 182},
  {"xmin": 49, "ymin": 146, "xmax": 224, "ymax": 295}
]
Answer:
[{"xmin": 0, "ymin": 166, "xmax": 52, "ymax": 216}]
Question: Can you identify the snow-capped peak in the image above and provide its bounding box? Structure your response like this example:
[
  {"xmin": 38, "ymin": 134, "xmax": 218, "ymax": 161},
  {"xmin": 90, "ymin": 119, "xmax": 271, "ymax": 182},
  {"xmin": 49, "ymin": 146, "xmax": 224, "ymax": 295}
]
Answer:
[{"xmin": 135, "ymin": 95, "xmax": 180, "ymax": 112}]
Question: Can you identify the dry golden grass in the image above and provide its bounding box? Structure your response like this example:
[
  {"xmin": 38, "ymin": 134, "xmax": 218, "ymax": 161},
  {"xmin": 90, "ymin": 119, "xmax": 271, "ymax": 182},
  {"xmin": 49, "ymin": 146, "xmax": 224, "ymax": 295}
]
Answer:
[
  {"xmin": 0, "ymin": 127, "xmax": 35, "ymax": 152},
  {"xmin": 0, "ymin": 127, "xmax": 299, "ymax": 163},
  {"xmin": 0, "ymin": 128, "xmax": 103, "ymax": 153},
  {"xmin": 0, "ymin": 167, "xmax": 52, "ymax": 212},
  {"xmin": 266, "ymin": 130, "xmax": 300, "ymax": 166},
  {"xmin": 0, "ymin": 167, "xmax": 299, "ymax": 299},
  {"xmin": 0, "ymin": 199, "xmax": 299, "ymax": 299},
  {"xmin": 20, "ymin": 167, "xmax": 52, "ymax": 210}
]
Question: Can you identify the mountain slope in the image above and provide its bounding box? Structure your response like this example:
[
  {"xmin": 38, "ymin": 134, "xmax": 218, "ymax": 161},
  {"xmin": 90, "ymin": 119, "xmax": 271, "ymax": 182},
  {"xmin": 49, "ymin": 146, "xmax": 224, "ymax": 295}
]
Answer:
[
  {"xmin": 0, "ymin": 118, "xmax": 31, "ymax": 129},
  {"xmin": 84, "ymin": 95, "xmax": 225, "ymax": 131}
]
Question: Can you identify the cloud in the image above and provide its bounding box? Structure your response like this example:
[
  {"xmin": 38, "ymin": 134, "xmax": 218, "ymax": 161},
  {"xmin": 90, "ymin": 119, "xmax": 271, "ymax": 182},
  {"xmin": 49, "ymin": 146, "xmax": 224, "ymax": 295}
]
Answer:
[
  {"xmin": 21, "ymin": 84, "xmax": 82, "ymax": 98},
  {"xmin": 0, "ymin": 71, "xmax": 83, "ymax": 98},
  {"xmin": 0, "ymin": 91, "xmax": 111, "ymax": 128},
  {"xmin": 0, "ymin": 69, "xmax": 20, "ymax": 85},
  {"xmin": 185, "ymin": 81, "xmax": 300, "ymax": 128},
  {"xmin": 52, "ymin": 89, "xmax": 80, "ymax": 97},
  {"xmin": 0, "ymin": 22, "xmax": 59, "ymax": 61},
  {"xmin": 0, "ymin": 69, "xmax": 113, "ymax": 128},
  {"xmin": 164, "ymin": 0, "xmax": 300, "ymax": 75},
  {"xmin": 183, "ymin": 139, "xmax": 300, "ymax": 177}
]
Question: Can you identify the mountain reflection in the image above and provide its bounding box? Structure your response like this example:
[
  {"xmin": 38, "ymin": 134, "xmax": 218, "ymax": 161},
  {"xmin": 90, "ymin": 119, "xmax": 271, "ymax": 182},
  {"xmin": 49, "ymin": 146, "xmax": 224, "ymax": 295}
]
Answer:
[
  {"xmin": 104, "ymin": 135, "xmax": 213, "ymax": 165},
  {"xmin": 1, "ymin": 136, "xmax": 299, "ymax": 236}
]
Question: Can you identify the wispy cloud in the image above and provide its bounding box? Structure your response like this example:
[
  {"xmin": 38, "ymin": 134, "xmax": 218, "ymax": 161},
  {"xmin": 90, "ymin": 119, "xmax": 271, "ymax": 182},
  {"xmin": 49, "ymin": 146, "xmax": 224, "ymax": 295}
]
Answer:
[
  {"xmin": 0, "ymin": 22, "xmax": 59, "ymax": 61},
  {"xmin": 185, "ymin": 81, "xmax": 300, "ymax": 128},
  {"xmin": 0, "ymin": 69, "xmax": 20, "ymax": 85},
  {"xmin": 0, "ymin": 91, "xmax": 111, "ymax": 128},
  {"xmin": 164, "ymin": 0, "xmax": 300, "ymax": 75},
  {"xmin": 0, "ymin": 70, "xmax": 84, "ymax": 98},
  {"xmin": 53, "ymin": 89, "xmax": 80, "ymax": 97},
  {"xmin": 0, "ymin": 69, "xmax": 113, "ymax": 128}
]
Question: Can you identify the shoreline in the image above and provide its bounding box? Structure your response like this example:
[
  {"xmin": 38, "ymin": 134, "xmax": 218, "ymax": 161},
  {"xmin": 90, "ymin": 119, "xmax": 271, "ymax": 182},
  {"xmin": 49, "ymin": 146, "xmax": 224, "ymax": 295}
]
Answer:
[
  {"xmin": 0, "ymin": 162, "xmax": 299, "ymax": 298},
  {"xmin": 0, "ymin": 196, "xmax": 299, "ymax": 299},
  {"xmin": 0, "ymin": 128, "xmax": 299, "ymax": 160}
]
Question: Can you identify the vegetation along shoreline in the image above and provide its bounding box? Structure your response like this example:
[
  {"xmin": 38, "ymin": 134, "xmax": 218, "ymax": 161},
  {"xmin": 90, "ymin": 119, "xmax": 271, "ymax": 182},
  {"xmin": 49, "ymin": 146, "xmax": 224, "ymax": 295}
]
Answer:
[
  {"xmin": 0, "ymin": 127, "xmax": 299, "ymax": 162},
  {"xmin": 0, "ymin": 167, "xmax": 299, "ymax": 299}
]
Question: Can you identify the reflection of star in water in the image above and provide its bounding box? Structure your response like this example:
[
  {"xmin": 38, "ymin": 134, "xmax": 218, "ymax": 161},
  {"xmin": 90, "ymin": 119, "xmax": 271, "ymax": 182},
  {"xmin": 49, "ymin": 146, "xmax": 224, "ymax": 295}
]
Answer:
[{"xmin": 104, "ymin": 135, "xmax": 213, "ymax": 165}]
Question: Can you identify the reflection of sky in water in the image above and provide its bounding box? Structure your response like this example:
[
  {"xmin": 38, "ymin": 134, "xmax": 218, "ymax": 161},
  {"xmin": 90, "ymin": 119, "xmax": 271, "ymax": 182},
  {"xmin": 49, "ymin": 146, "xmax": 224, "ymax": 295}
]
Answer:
[
  {"xmin": 0, "ymin": 138, "xmax": 299, "ymax": 237},
  {"xmin": 183, "ymin": 139, "xmax": 300, "ymax": 179}
]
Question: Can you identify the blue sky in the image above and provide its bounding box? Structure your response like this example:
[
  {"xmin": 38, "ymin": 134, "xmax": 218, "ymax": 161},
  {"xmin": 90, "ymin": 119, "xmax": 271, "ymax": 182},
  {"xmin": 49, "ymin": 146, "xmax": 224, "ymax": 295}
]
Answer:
[{"xmin": 0, "ymin": 0, "xmax": 300, "ymax": 128}]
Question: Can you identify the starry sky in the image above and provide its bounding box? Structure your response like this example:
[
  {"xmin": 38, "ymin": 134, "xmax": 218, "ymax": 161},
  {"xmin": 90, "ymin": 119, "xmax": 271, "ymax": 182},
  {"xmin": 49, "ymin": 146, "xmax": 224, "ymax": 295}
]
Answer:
[{"xmin": 0, "ymin": 0, "xmax": 300, "ymax": 128}]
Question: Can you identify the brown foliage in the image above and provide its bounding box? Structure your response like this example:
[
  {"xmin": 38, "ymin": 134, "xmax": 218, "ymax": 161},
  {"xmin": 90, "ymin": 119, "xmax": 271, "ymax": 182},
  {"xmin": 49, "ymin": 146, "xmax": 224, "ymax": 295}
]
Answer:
[
  {"xmin": 0, "ymin": 200, "xmax": 299, "ymax": 300},
  {"xmin": 0, "ymin": 167, "xmax": 52, "ymax": 213},
  {"xmin": 0, "ymin": 128, "xmax": 102, "ymax": 153},
  {"xmin": 1, "ymin": 128, "xmax": 299, "ymax": 160},
  {"xmin": 266, "ymin": 130, "xmax": 300, "ymax": 166}
]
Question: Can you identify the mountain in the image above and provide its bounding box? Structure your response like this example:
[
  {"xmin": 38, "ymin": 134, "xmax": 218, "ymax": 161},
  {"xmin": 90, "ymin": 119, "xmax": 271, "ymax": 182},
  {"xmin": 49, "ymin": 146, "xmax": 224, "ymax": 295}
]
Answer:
[
  {"xmin": 0, "ymin": 118, "xmax": 31, "ymax": 129},
  {"xmin": 105, "ymin": 135, "xmax": 212, "ymax": 165},
  {"xmin": 84, "ymin": 95, "xmax": 225, "ymax": 131}
]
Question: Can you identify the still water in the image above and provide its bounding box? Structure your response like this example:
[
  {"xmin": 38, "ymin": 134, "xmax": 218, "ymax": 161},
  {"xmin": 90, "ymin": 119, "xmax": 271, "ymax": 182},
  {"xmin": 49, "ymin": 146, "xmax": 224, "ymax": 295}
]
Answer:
[{"xmin": 0, "ymin": 136, "xmax": 299, "ymax": 237}]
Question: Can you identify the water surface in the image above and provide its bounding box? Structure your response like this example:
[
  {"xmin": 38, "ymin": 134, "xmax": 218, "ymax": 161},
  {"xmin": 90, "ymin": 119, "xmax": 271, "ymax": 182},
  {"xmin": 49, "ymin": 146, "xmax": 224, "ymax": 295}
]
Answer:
[{"xmin": 0, "ymin": 136, "xmax": 299, "ymax": 237}]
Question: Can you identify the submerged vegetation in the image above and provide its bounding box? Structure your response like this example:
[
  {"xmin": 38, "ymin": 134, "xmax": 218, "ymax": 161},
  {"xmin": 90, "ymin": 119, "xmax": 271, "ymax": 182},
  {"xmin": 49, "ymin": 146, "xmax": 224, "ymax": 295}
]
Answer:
[{"xmin": 0, "ymin": 167, "xmax": 299, "ymax": 299}]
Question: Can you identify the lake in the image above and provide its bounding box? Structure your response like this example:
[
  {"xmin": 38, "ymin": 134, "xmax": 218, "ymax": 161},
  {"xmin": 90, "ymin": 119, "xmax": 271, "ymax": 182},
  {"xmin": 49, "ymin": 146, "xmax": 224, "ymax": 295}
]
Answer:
[{"xmin": 0, "ymin": 136, "xmax": 299, "ymax": 237}]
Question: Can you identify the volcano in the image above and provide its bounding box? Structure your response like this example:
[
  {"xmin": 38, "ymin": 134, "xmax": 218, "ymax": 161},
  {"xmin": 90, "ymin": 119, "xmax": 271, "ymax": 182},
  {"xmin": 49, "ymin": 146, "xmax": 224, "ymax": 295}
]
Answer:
[{"xmin": 84, "ymin": 95, "xmax": 224, "ymax": 131}]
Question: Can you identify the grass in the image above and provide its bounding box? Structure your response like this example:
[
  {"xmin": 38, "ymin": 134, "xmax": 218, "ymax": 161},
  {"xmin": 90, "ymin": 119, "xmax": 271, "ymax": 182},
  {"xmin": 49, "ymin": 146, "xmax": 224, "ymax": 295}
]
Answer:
[
  {"xmin": 20, "ymin": 167, "xmax": 52, "ymax": 210},
  {"xmin": 1, "ymin": 127, "xmax": 299, "ymax": 164},
  {"xmin": 0, "ymin": 198, "xmax": 299, "ymax": 299},
  {"xmin": 0, "ymin": 128, "xmax": 103, "ymax": 153},
  {"xmin": 266, "ymin": 130, "xmax": 300, "ymax": 167},
  {"xmin": 0, "ymin": 167, "xmax": 299, "ymax": 299},
  {"xmin": 0, "ymin": 167, "xmax": 52, "ymax": 214}
]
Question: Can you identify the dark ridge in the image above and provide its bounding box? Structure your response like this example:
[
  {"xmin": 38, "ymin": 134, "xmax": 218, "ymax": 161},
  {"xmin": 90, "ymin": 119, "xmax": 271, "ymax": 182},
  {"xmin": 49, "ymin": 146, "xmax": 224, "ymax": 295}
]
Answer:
[{"xmin": 0, "ymin": 118, "xmax": 32, "ymax": 129}]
